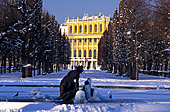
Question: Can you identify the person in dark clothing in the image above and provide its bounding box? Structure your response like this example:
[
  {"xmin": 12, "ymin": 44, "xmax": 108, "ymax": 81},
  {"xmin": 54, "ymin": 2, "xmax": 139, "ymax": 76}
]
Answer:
[{"xmin": 56, "ymin": 66, "xmax": 83, "ymax": 103}]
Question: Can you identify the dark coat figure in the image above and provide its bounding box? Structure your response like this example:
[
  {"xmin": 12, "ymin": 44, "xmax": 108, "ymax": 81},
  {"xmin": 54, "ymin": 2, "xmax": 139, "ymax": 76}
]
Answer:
[{"xmin": 57, "ymin": 66, "xmax": 83, "ymax": 103}]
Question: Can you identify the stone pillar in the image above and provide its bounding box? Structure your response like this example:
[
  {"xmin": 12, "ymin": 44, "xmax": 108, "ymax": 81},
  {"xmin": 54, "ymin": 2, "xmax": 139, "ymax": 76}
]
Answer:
[
  {"xmin": 95, "ymin": 61, "xmax": 97, "ymax": 69},
  {"xmin": 73, "ymin": 24, "xmax": 75, "ymax": 34},
  {"xmin": 97, "ymin": 23, "xmax": 99, "ymax": 34},
  {"xmin": 76, "ymin": 24, "xmax": 78, "ymax": 35},
  {"xmin": 71, "ymin": 38, "xmax": 74, "ymax": 57},
  {"xmin": 87, "ymin": 38, "xmax": 89, "ymax": 58},
  {"xmin": 86, "ymin": 60, "xmax": 88, "ymax": 70},
  {"xmin": 87, "ymin": 23, "xmax": 89, "ymax": 34},
  {"xmin": 92, "ymin": 38, "xmax": 94, "ymax": 59},
  {"xmin": 81, "ymin": 37, "xmax": 84, "ymax": 58},
  {"xmin": 82, "ymin": 23, "xmax": 84, "ymax": 34},
  {"xmin": 92, "ymin": 23, "xmax": 94, "ymax": 34},
  {"xmin": 90, "ymin": 61, "xmax": 93, "ymax": 70}
]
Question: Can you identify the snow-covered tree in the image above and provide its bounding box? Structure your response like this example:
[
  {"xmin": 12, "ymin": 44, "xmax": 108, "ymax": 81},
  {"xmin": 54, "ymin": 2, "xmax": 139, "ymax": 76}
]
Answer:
[
  {"xmin": 118, "ymin": 0, "xmax": 127, "ymax": 76},
  {"xmin": 112, "ymin": 8, "xmax": 119, "ymax": 74},
  {"xmin": 152, "ymin": 0, "xmax": 170, "ymax": 71}
]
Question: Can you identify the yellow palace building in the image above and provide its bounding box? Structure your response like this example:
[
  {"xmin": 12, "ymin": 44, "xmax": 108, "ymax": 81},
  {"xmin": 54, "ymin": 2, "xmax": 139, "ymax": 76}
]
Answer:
[{"xmin": 61, "ymin": 13, "xmax": 111, "ymax": 69}]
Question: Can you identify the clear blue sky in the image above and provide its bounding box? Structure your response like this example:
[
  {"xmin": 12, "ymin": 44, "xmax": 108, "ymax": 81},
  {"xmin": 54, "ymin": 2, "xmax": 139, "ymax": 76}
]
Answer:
[{"xmin": 43, "ymin": 0, "xmax": 120, "ymax": 24}]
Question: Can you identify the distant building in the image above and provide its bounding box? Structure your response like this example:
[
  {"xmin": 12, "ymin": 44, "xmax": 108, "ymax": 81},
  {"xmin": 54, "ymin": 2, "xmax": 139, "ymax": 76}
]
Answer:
[
  {"xmin": 60, "ymin": 24, "xmax": 67, "ymax": 36},
  {"xmin": 61, "ymin": 13, "xmax": 111, "ymax": 69}
]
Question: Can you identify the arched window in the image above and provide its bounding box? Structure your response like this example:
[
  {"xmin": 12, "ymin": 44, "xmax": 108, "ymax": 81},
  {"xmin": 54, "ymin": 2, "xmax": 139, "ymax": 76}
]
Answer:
[
  {"xmin": 79, "ymin": 39, "xmax": 81, "ymax": 43},
  {"xmin": 70, "ymin": 26, "xmax": 72, "ymax": 33},
  {"xmin": 94, "ymin": 38, "xmax": 97, "ymax": 43},
  {"xmin": 85, "ymin": 25, "xmax": 87, "ymax": 32},
  {"xmin": 90, "ymin": 25, "xmax": 92, "ymax": 32},
  {"xmin": 84, "ymin": 50, "xmax": 86, "ymax": 57},
  {"xmin": 100, "ymin": 24, "xmax": 102, "ymax": 32},
  {"xmin": 75, "ymin": 26, "xmax": 77, "ymax": 33},
  {"xmin": 74, "ymin": 50, "xmax": 76, "ymax": 57},
  {"xmin": 94, "ymin": 24, "xmax": 97, "ymax": 32},
  {"xmin": 74, "ymin": 39, "xmax": 76, "ymax": 43},
  {"xmin": 89, "ymin": 38, "xmax": 92, "ymax": 43},
  {"xmin": 94, "ymin": 50, "xmax": 96, "ymax": 59},
  {"xmin": 79, "ymin": 25, "xmax": 82, "ymax": 33},
  {"xmin": 84, "ymin": 38, "xmax": 87, "ymax": 43},
  {"xmin": 89, "ymin": 49, "xmax": 92, "ymax": 57},
  {"xmin": 79, "ymin": 50, "xmax": 81, "ymax": 57}
]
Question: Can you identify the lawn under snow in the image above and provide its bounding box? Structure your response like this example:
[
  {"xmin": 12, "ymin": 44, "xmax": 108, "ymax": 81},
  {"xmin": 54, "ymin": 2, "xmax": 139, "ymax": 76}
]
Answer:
[{"xmin": 0, "ymin": 70, "xmax": 170, "ymax": 112}]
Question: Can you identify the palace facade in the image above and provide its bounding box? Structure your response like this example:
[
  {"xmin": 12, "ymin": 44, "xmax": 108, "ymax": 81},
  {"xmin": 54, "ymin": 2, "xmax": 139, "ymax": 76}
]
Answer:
[{"xmin": 61, "ymin": 13, "xmax": 111, "ymax": 69}]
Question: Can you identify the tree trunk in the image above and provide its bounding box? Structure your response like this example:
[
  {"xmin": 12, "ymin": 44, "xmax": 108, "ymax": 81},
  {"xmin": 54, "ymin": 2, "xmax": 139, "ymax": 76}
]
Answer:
[
  {"xmin": 113, "ymin": 63, "xmax": 116, "ymax": 73},
  {"xmin": 25, "ymin": 59, "xmax": 30, "ymax": 77},
  {"xmin": 143, "ymin": 61, "xmax": 146, "ymax": 70},
  {"xmin": 136, "ymin": 59, "xmax": 139, "ymax": 80},
  {"xmin": 131, "ymin": 62, "xmax": 136, "ymax": 80},
  {"xmin": 165, "ymin": 60, "xmax": 168, "ymax": 71},
  {"xmin": 22, "ymin": 67, "xmax": 26, "ymax": 78},
  {"xmin": 0, "ymin": 58, "xmax": 3, "ymax": 74},
  {"xmin": 9, "ymin": 56, "xmax": 12, "ymax": 73},
  {"xmin": 38, "ymin": 60, "xmax": 41, "ymax": 75},
  {"xmin": 13, "ymin": 56, "xmax": 16, "ymax": 72},
  {"xmin": 58, "ymin": 64, "xmax": 60, "ymax": 71},
  {"xmin": 123, "ymin": 64, "xmax": 126, "ymax": 74},
  {"xmin": 147, "ymin": 61, "xmax": 152, "ymax": 71},
  {"xmin": 22, "ymin": 40, "xmax": 26, "ymax": 78},
  {"xmin": 110, "ymin": 63, "xmax": 113, "ymax": 72},
  {"xmin": 34, "ymin": 61, "xmax": 36, "ymax": 76},
  {"xmin": 17, "ymin": 56, "xmax": 20, "ymax": 72},
  {"xmin": 119, "ymin": 63, "xmax": 123, "ymax": 76},
  {"xmin": 51, "ymin": 64, "xmax": 53, "ymax": 73},
  {"xmin": 128, "ymin": 62, "xmax": 132, "ymax": 78},
  {"xmin": 4, "ymin": 56, "xmax": 6, "ymax": 73},
  {"xmin": 42, "ymin": 60, "xmax": 46, "ymax": 75},
  {"xmin": 30, "ymin": 59, "xmax": 33, "ymax": 77},
  {"xmin": 55, "ymin": 64, "xmax": 58, "ymax": 72}
]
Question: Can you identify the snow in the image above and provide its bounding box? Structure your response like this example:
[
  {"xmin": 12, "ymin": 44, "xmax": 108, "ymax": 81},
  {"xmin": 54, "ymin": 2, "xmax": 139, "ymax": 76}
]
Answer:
[
  {"xmin": 23, "ymin": 64, "xmax": 32, "ymax": 68},
  {"xmin": 127, "ymin": 31, "xmax": 131, "ymax": 35},
  {"xmin": 163, "ymin": 47, "xmax": 170, "ymax": 52},
  {"xmin": 74, "ymin": 90, "xmax": 87, "ymax": 104},
  {"xmin": 0, "ymin": 70, "xmax": 170, "ymax": 111}
]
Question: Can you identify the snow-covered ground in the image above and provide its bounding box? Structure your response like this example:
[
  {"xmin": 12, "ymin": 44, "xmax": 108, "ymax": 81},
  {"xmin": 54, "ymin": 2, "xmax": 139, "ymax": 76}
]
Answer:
[{"xmin": 1, "ymin": 70, "xmax": 170, "ymax": 112}]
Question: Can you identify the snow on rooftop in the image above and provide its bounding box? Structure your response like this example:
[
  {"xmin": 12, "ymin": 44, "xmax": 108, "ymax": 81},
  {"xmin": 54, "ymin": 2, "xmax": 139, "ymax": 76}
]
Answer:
[{"xmin": 65, "ymin": 13, "xmax": 111, "ymax": 23}]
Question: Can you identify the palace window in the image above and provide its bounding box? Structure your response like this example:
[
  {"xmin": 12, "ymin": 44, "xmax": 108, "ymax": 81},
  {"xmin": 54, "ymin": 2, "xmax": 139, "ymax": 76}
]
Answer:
[
  {"xmin": 90, "ymin": 25, "xmax": 92, "ymax": 32},
  {"xmin": 75, "ymin": 26, "xmax": 77, "ymax": 33},
  {"xmin": 70, "ymin": 26, "xmax": 72, "ymax": 33},
  {"xmin": 94, "ymin": 38, "xmax": 97, "ymax": 43},
  {"xmin": 85, "ymin": 25, "xmax": 87, "ymax": 32},
  {"xmin": 74, "ymin": 50, "xmax": 76, "ymax": 57},
  {"xmin": 79, "ymin": 39, "xmax": 81, "ymax": 43},
  {"xmin": 84, "ymin": 38, "xmax": 87, "ymax": 43},
  {"xmin": 80, "ymin": 25, "xmax": 82, "ymax": 33},
  {"xmin": 84, "ymin": 50, "xmax": 86, "ymax": 57},
  {"xmin": 74, "ymin": 39, "xmax": 76, "ymax": 43},
  {"xmin": 94, "ymin": 50, "xmax": 96, "ymax": 59},
  {"xmin": 79, "ymin": 50, "xmax": 81, "ymax": 57},
  {"xmin": 100, "ymin": 24, "xmax": 102, "ymax": 32},
  {"xmin": 89, "ymin": 49, "xmax": 92, "ymax": 57},
  {"xmin": 94, "ymin": 24, "xmax": 97, "ymax": 32},
  {"xmin": 70, "ymin": 39, "xmax": 72, "ymax": 43},
  {"xmin": 89, "ymin": 38, "xmax": 92, "ymax": 43}
]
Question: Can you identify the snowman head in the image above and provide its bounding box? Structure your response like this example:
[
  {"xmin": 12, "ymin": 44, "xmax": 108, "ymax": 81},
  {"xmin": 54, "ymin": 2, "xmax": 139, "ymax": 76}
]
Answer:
[{"xmin": 84, "ymin": 78, "xmax": 92, "ymax": 87}]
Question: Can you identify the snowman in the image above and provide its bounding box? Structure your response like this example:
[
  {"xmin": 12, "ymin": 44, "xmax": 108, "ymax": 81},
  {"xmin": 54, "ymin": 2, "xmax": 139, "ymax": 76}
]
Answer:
[{"xmin": 74, "ymin": 78, "xmax": 112, "ymax": 103}]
